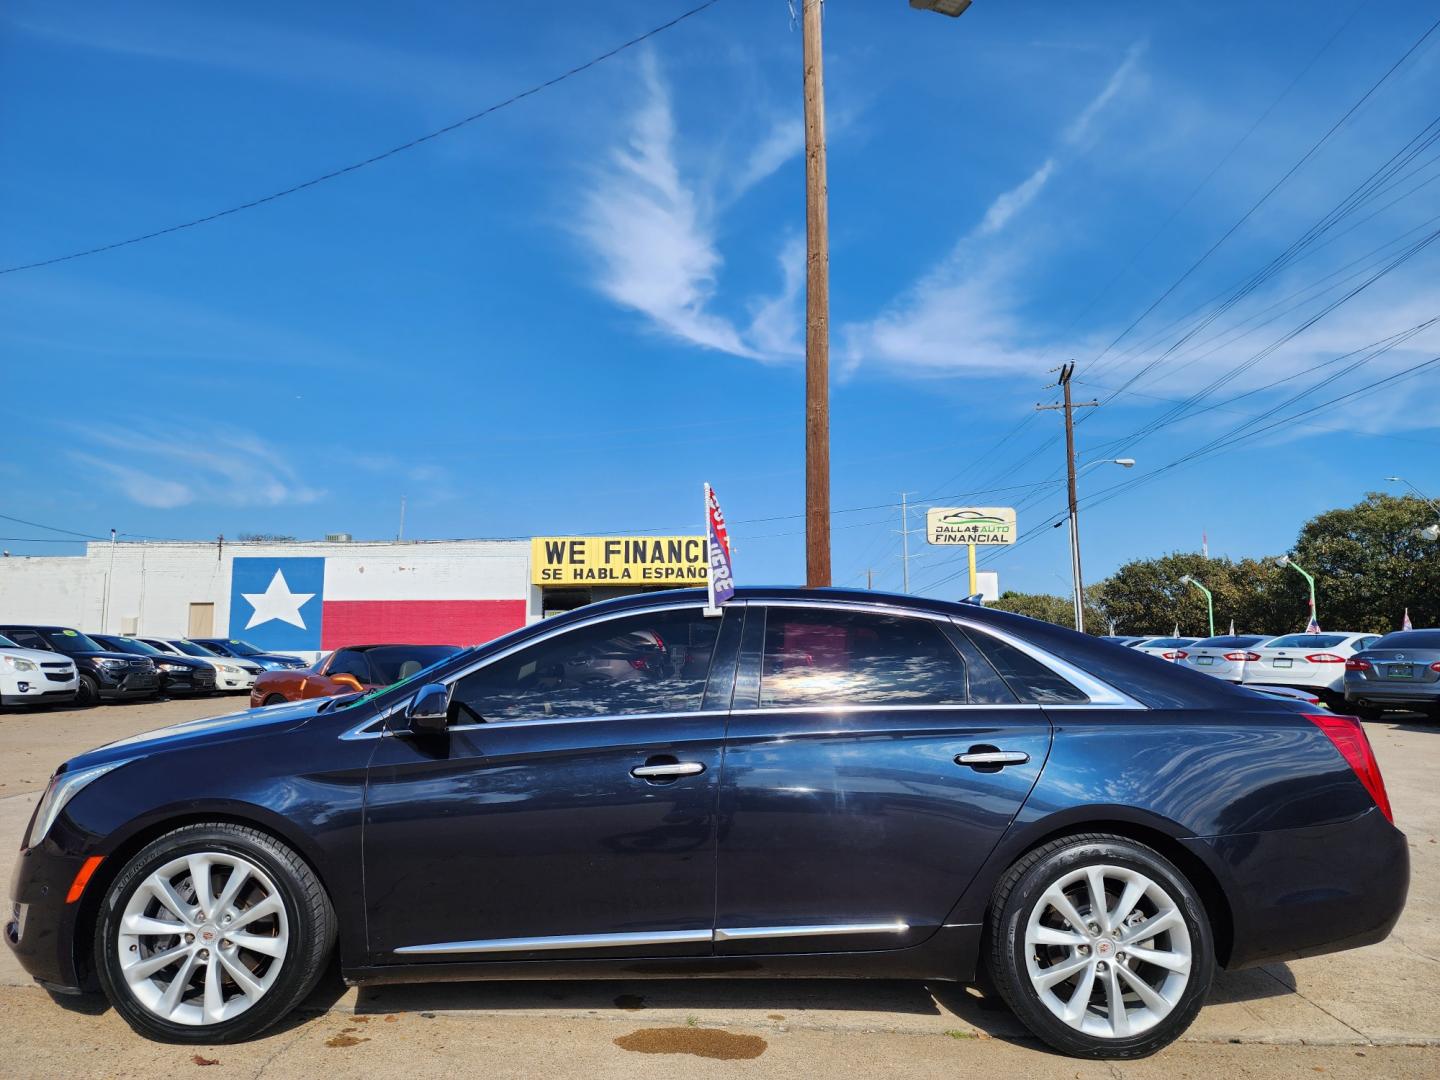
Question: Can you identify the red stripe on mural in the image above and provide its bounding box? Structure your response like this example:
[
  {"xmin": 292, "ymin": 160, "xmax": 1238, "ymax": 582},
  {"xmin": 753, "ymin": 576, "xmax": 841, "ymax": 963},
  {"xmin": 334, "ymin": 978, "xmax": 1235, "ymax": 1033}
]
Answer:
[{"xmin": 320, "ymin": 600, "xmax": 526, "ymax": 650}]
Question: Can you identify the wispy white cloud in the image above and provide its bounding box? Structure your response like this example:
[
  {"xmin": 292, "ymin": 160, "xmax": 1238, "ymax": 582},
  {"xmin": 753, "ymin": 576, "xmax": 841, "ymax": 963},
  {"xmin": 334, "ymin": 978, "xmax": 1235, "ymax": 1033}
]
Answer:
[
  {"xmin": 69, "ymin": 425, "xmax": 324, "ymax": 509},
  {"xmin": 575, "ymin": 53, "xmax": 803, "ymax": 362},
  {"xmin": 976, "ymin": 159, "xmax": 1057, "ymax": 238},
  {"xmin": 842, "ymin": 43, "xmax": 1147, "ymax": 378}
]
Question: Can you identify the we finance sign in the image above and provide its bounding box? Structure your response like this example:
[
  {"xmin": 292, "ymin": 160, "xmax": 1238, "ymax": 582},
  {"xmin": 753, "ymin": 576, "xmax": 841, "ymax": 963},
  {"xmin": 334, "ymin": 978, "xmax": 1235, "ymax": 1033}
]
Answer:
[{"xmin": 531, "ymin": 536, "xmax": 710, "ymax": 585}]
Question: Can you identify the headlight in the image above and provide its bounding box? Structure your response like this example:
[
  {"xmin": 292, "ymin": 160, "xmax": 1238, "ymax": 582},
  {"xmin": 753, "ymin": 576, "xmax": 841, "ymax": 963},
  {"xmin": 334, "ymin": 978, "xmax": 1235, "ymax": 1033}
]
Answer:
[
  {"xmin": 220, "ymin": 664, "xmax": 243, "ymax": 675},
  {"xmin": 156, "ymin": 661, "xmax": 185, "ymax": 672},
  {"xmin": 93, "ymin": 657, "xmax": 127, "ymax": 668},
  {"xmin": 26, "ymin": 760, "xmax": 133, "ymax": 849},
  {"xmin": 1, "ymin": 655, "xmax": 39, "ymax": 672}
]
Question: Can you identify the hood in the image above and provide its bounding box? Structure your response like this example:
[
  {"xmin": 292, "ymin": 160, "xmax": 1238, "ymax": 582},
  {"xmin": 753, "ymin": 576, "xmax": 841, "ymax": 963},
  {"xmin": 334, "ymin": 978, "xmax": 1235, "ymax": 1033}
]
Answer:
[
  {"xmin": 65, "ymin": 697, "xmax": 328, "ymax": 770},
  {"xmin": 79, "ymin": 650, "xmax": 157, "ymax": 664},
  {"xmin": 0, "ymin": 645, "xmax": 74, "ymax": 667},
  {"xmin": 148, "ymin": 654, "xmax": 213, "ymax": 671}
]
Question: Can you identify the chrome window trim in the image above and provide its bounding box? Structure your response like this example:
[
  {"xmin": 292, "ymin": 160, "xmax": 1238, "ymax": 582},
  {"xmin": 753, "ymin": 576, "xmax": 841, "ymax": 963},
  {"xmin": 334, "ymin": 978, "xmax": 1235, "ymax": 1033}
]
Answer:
[
  {"xmin": 394, "ymin": 923, "xmax": 909, "ymax": 956},
  {"xmin": 953, "ymin": 618, "xmax": 1145, "ymax": 710},
  {"xmin": 728, "ymin": 702, "xmax": 1043, "ymax": 716}
]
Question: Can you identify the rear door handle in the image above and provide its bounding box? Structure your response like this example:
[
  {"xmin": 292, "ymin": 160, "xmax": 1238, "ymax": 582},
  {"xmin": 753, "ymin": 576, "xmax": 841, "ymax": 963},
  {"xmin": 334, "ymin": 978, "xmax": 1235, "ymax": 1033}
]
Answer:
[
  {"xmin": 956, "ymin": 750, "xmax": 1030, "ymax": 768},
  {"xmin": 631, "ymin": 762, "xmax": 706, "ymax": 779}
]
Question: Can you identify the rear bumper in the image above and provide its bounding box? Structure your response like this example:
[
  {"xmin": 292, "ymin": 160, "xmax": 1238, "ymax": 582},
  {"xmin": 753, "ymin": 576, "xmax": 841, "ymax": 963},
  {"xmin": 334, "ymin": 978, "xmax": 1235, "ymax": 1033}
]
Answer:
[
  {"xmin": 1187, "ymin": 807, "xmax": 1408, "ymax": 970},
  {"xmin": 1243, "ymin": 671, "xmax": 1343, "ymax": 692},
  {"xmin": 1345, "ymin": 683, "xmax": 1440, "ymax": 707}
]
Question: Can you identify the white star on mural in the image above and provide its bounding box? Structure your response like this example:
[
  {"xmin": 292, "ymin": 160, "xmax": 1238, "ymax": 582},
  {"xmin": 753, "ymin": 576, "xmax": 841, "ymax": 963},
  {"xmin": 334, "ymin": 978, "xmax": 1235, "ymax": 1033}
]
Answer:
[{"xmin": 241, "ymin": 569, "xmax": 315, "ymax": 630}]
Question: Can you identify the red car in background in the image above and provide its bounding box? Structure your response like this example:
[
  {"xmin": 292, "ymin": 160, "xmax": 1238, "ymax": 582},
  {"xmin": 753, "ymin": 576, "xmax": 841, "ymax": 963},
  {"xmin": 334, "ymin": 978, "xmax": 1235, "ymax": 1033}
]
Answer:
[{"xmin": 250, "ymin": 643, "xmax": 462, "ymax": 707}]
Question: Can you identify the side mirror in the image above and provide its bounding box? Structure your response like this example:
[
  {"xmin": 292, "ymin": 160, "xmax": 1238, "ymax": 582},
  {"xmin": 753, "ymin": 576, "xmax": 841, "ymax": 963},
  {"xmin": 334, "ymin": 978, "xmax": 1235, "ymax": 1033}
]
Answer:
[
  {"xmin": 331, "ymin": 674, "xmax": 364, "ymax": 692},
  {"xmin": 405, "ymin": 682, "xmax": 452, "ymax": 734}
]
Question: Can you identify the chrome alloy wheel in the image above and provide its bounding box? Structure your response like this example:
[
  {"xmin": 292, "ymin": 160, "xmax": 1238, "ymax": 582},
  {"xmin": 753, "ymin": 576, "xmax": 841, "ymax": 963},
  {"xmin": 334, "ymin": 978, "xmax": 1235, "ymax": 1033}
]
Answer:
[
  {"xmin": 1023, "ymin": 863, "xmax": 1192, "ymax": 1040},
  {"xmin": 117, "ymin": 852, "xmax": 289, "ymax": 1026}
]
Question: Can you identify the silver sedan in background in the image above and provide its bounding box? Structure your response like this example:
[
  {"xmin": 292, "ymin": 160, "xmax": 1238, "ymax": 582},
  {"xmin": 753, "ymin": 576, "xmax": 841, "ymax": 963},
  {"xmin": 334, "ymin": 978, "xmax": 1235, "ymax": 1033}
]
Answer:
[{"xmin": 1177, "ymin": 634, "xmax": 1271, "ymax": 682}]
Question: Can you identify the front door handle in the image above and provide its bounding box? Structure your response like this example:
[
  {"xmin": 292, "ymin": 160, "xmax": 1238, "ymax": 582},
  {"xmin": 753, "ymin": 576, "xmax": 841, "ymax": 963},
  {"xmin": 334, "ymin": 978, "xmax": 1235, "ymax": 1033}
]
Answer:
[
  {"xmin": 956, "ymin": 749, "xmax": 1030, "ymax": 769},
  {"xmin": 631, "ymin": 761, "xmax": 706, "ymax": 780}
]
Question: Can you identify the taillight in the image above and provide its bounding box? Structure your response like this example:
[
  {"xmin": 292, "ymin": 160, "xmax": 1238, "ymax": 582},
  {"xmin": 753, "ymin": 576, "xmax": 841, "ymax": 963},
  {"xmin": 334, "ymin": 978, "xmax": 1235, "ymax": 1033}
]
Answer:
[
  {"xmin": 1162, "ymin": 650, "xmax": 1188, "ymax": 660},
  {"xmin": 1432, "ymin": 662, "xmax": 1440, "ymax": 673},
  {"xmin": 1345, "ymin": 658, "xmax": 1371, "ymax": 671},
  {"xmin": 1306, "ymin": 653, "xmax": 1346, "ymax": 663},
  {"xmin": 1224, "ymin": 651, "xmax": 1260, "ymax": 662},
  {"xmin": 1305, "ymin": 713, "xmax": 1393, "ymax": 823}
]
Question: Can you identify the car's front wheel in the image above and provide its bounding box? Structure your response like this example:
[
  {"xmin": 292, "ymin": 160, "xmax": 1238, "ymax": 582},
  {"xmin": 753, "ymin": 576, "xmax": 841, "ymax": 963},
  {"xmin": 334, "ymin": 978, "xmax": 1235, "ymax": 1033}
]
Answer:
[
  {"xmin": 95, "ymin": 823, "xmax": 335, "ymax": 1043},
  {"xmin": 987, "ymin": 833, "xmax": 1215, "ymax": 1059}
]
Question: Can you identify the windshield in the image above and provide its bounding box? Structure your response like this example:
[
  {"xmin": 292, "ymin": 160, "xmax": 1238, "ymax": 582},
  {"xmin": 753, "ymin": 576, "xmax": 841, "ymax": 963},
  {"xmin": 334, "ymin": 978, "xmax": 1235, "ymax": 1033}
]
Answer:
[
  {"xmin": 99, "ymin": 636, "xmax": 165, "ymax": 657},
  {"xmin": 40, "ymin": 628, "xmax": 105, "ymax": 654},
  {"xmin": 1140, "ymin": 638, "xmax": 1194, "ymax": 648},
  {"xmin": 216, "ymin": 640, "xmax": 265, "ymax": 656},
  {"xmin": 1265, "ymin": 634, "xmax": 1347, "ymax": 649},
  {"xmin": 172, "ymin": 640, "xmax": 219, "ymax": 658},
  {"xmin": 1373, "ymin": 630, "xmax": 1440, "ymax": 649},
  {"xmin": 0, "ymin": 634, "xmax": 16, "ymax": 648},
  {"xmin": 1192, "ymin": 635, "xmax": 1266, "ymax": 648},
  {"xmin": 365, "ymin": 645, "xmax": 463, "ymax": 684},
  {"xmin": 338, "ymin": 646, "xmax": 474, "ymax": 710}
]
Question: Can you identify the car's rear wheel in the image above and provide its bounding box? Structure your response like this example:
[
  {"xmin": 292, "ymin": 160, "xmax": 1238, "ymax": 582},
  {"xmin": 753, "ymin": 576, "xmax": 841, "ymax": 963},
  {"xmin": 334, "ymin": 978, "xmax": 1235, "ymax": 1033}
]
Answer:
[
  {"xmin": 987, "ymin": 833, "xmax": 1214, "ymax": 1059},
  {"xmin": 95, "ymin": 823, "xmax": 335, "ymax": 1043}
]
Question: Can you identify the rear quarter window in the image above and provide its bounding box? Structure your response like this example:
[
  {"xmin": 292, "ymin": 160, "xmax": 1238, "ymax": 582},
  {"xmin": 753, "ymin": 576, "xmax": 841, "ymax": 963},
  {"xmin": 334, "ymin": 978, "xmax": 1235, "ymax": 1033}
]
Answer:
[{"xmin": 959, "ymin": 627, "xmax": 1089, "ymax": 705}]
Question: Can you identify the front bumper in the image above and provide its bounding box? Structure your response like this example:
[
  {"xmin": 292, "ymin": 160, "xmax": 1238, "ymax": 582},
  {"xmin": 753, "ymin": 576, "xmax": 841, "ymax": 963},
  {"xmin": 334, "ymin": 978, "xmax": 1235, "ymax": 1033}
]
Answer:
[
  {"xmin": 6, "ymin": 843, "xmax": 94, "ymax": 992},
  {"xmin": 95, "ymin": 671, "xmax": 160, "ymax": 699},
  {"xmin": 158, "ymin": 670, "xmax": 217, "ymax": 694},
  {"xmin": 215, "ymin": 671, "xmax": 257, "ymax": 691},
  {"xmin": 1188, "ymin": 807, "xmax": 1408, "ymax": 970}
]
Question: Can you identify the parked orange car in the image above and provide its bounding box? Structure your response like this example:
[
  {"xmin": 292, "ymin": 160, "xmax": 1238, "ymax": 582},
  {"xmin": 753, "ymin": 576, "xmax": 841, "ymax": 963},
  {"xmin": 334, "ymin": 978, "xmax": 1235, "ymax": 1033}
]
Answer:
[{"xmin": 250, "ymin": 643, "xmax": 462, "ymax": 707}]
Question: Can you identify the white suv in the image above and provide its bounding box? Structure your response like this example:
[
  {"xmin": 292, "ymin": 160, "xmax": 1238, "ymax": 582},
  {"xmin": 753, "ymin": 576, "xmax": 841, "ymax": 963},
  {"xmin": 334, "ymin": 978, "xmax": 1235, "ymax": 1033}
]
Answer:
[{"xmin": 0, "ymin": 633, "xmax": 79, "ymax": 708}]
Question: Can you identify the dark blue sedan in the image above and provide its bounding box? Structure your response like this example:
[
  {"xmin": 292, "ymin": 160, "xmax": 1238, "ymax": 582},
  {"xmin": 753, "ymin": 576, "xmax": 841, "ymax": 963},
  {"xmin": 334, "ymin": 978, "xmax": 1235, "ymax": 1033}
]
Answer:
[{"xmin": 6, "ymin": 588, "xmax": 1407, "ymax": 1059}]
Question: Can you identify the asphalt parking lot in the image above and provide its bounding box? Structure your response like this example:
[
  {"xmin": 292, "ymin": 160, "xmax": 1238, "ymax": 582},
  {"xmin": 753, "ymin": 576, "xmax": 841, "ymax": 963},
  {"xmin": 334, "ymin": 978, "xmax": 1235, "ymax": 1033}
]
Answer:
[{"xmin": 2, "ymin": 696, "xmax": 1436, "ymax": 1078}]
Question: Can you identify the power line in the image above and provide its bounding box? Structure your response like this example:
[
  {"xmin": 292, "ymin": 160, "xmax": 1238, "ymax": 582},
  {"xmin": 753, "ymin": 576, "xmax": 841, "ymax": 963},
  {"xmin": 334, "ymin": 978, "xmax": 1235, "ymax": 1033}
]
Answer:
[{"xmin": 0, "ymin": 1, "xmax": 724, "ymax": 276}]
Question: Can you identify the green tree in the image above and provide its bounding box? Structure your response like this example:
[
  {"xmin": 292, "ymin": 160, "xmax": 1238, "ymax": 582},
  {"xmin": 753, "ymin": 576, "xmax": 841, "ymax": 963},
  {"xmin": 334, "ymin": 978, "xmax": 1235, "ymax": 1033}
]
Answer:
[
  {"xmin": 1289, "ymin": 493, "xmax": 1440, "ymax": 633},
  {"xmin": 990, "ymin": 590, "xmax": 1104, "ymax": 630}
]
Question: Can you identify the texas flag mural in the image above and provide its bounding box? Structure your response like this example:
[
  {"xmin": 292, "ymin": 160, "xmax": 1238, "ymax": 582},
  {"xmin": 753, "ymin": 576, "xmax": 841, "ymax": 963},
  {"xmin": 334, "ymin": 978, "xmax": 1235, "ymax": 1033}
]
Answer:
[{"xmin": 228, "ymin": 556, "xmax": 527, "ymax": 651}]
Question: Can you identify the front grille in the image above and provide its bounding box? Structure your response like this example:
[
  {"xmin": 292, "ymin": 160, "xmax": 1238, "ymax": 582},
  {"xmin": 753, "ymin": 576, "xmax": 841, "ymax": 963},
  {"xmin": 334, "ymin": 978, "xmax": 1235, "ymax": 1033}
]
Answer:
[
  {"xmin": 128, "ymin": 659, "xmax": 150, "ymax": 669},
  {"xmin": 45, "ymin": 671, "xmax": 73, "ymax": 683},
  {"xmin": 40, "ymin": 662, "xmax": 69, "ymax": 671}
]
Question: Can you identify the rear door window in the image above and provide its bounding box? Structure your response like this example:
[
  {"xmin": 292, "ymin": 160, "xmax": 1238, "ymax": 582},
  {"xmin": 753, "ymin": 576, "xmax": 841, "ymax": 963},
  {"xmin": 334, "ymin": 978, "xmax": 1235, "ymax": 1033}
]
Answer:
[
  {"xmin": 757, "ymin": 608, "xmax": 972, "ymax": 708},
  {"xmin": 958, "ymin": 628, "xmax": 1089, "ymax": 704}
]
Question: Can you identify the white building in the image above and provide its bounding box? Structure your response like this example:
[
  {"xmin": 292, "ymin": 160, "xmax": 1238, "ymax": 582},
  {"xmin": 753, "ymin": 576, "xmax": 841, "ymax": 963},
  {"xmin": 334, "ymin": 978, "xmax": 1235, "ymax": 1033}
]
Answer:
[{"xmin": 0, "ymin": 533, "xmax": 710, "ymax": 659}]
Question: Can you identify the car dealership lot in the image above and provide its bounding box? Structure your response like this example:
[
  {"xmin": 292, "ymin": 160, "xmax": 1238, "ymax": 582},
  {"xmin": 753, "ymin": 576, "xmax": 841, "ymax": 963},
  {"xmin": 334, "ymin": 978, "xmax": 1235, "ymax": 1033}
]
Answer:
[{"xmin": 2, "ymin": 697, "xmax": 1437, "ymax": 1077}]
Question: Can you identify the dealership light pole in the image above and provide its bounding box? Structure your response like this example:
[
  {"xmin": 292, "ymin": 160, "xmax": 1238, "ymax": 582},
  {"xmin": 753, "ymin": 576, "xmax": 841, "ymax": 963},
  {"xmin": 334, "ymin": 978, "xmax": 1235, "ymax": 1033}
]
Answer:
[
  {"xmin": 802, "ymin": 1, "xmax": 972, "ymax": 587},
  {"xmin": 1276, "ymin": 555, "xmax": 1318, "ymax": 625},
  {"xmin": 1178, "ymin": 574, "xmax": 1214, "ymax": 638},
  {"xmin": 1386, "ymin": 476, "xmax": 1440, "ymax": 521}
]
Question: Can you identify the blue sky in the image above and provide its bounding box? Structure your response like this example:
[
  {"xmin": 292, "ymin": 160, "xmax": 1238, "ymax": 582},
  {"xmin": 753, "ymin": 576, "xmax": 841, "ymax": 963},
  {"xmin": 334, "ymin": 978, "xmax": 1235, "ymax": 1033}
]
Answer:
[{"xmin": 2, "ymin": 0, "xmax": 1439, "ymax": 598}]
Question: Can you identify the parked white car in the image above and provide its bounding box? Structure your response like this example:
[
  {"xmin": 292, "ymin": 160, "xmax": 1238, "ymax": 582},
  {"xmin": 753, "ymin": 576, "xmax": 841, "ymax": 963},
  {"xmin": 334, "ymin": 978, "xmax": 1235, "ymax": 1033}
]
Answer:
[
  {"xmin": 1130, "ymin": 636, "xmax": 1199, "ymax": 661},
  {"xmin": 1176, "ymin": 634, "xmax": 1271, "ymax": 682},
  {"xmin": 138, "ymin": 637, "xmax": 261, "ymax": 692},
  {"xmin": 1241, "ymin": 631, "xmax": 1383, "ymax": 704},
  {"xmin": 0, "ymin": 632, "xmax": 79, "ymax": 708}
]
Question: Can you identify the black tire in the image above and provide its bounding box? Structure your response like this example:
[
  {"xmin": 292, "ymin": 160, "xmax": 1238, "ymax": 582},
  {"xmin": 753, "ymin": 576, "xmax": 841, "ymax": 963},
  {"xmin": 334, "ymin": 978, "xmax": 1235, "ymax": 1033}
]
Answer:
[
  {"xmin": 1350, "ymin": 703, "xmax": 1384, "ymax": 721},
  {"xmin": 94, "ymin": 823, "xmax": 335, "ymax": 1044},
  {"xmin": 263, "ymin": 695, "xmax": 289, "ymax": 707},
  {"xmin": 74, "ymin": 675, "xmax": 99, "ymax": 708},
  {"xmin": 987, "ymin": 833, "xmax": 1215, "ymax": 1060}
]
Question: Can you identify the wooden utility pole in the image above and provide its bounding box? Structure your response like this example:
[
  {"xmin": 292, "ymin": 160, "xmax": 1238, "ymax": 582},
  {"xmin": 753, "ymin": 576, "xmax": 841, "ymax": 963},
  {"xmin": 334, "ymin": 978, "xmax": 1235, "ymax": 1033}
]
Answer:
[
  {"xmin": 802, "ymin": 0, "xmax": 831, "ymax": 587},
  {"xmin": 1037, "ymin": 363, "xmax": 1098, "ymax": 632}
]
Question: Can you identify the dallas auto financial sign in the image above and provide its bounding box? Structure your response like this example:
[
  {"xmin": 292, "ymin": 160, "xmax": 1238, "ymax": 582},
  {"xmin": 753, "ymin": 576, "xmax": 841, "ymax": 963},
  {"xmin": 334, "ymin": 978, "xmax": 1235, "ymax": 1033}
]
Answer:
[{"xmin": 926, "ymin": 507, "xmax": 1018, "ymax": 546}]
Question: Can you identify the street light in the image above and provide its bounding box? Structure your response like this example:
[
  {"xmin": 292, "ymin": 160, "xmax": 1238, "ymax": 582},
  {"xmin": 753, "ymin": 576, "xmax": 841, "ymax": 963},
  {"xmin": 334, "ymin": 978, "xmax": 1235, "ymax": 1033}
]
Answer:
[
  {"xmin": 1179, "ymin": 574, "xmax": 1215, "ymax": 638},
  {"xmin": 910, "ymin": 0, "xmax": 973, "ymax": 14},
  {"xmin": 1275, "ymin": 555, "xmax": 1318, "ymax": 627},
  {"xmin": 1385, "ymin": 476, "xmax": 1440, "ymax": 517},
  {"xmin": 1418, "ymin": 523, "xmax": 1440, "ymax": 541}
]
